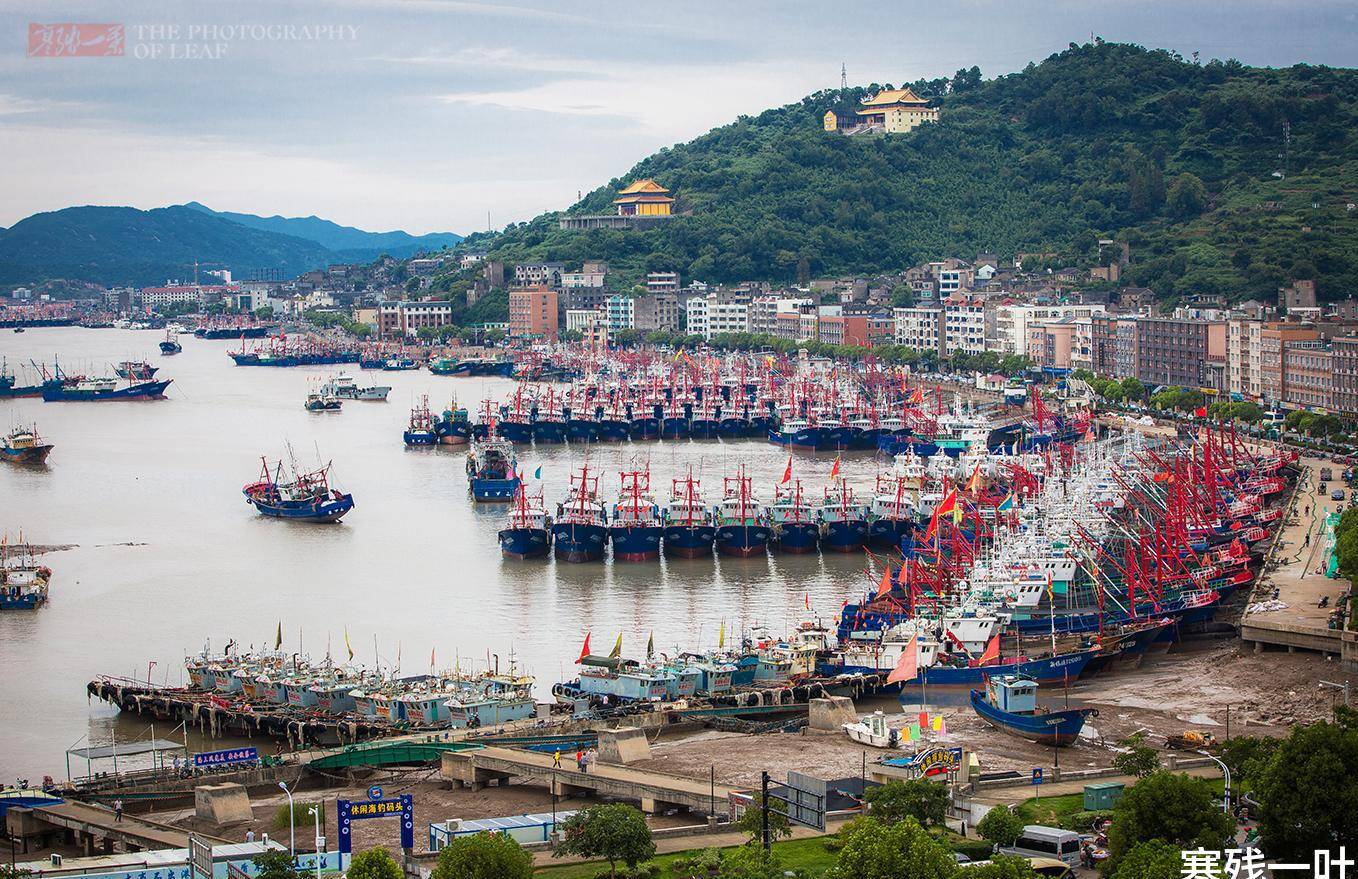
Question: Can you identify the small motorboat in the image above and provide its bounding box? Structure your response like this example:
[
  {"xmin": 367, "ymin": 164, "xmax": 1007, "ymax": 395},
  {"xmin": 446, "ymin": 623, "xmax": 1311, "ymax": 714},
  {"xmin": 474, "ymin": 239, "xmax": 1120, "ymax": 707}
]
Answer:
[
  {"xmin": 969, "ymin": 675, "xmax": 1095, "ymax": 747},
  {"xmin": 842, "ymin": 711, "xmax": 901, "ymax": 748},
  {"xmin": 304, "ymin": 390, "xmax": 342, "ymax": 412}
]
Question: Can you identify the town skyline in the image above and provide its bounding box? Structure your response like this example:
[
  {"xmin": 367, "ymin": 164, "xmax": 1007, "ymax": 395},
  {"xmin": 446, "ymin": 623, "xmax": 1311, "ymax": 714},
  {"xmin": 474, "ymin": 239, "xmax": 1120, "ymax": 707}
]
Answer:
[{"xmin": 3, "ymin": 0, "xmax": 1357, "ymax": 234}]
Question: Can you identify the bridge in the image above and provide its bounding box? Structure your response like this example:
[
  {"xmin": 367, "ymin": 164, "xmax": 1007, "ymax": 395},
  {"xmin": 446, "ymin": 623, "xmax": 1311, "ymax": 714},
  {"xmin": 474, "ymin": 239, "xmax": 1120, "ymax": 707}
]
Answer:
[
  {"xmin": 305, "ymin": 734, "xmax": 600, "ymax": 770},
  {"xmin": 440, "ymin": 746, "xmax": 736, "ymax": 817},
  {"xmin": 8, "ymin": 800, "xmax": 226, "ymax": 856}
]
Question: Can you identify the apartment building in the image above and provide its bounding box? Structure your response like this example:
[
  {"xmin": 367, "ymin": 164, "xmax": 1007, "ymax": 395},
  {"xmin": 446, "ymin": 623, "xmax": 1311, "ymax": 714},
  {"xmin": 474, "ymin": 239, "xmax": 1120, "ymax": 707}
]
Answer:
[
  {"xmin": 646, "ymin": 271, "xmax": 680, "ymax": 294},
  {"xmin": 1332, "ymin": 336, "xmax": 1358, "ymax": 418},
  {"xmin": 1227, "ymin": 318, "xmax": 1266, "ymax": 400},
  {"xmin": 1282, "ymin": 343, "xmax": 1333, "ymax": 410},
  {"xmin": 893, "ymin": 305, "xmax": 944, "ymax": 355},
  {"xmin": 943, "ymin": 300, "xmax": 989, "ymax": 355},
  {"xmin": 1027, "ymin": 319, "xmax": 1076, "ymax": 370},
  {"xmin": 1260, "ymin": 325, "xmax": 1320, "ymax": 405},
  {"xmin": 513, "ymin": 262, "xmax": 565, "ymax": 288},
  {"xmin": 1134, "ymin": 317, "xmax": 1219, "ymax": 388},
  {"xmin": 565, "ymin": 308, "xmax": 603, "ymax": 333},
  {"xmin": 686, "ymin": 292, "xmax": 751, "ymax": 340},
  {"xmin": 604, "ymin": 294, "xmax": 635, "ymax": 331},
  {"xmin": 633, "ymin": 293, "xmax": 680, "ymax": 332},
  {"xmin": 508, "ymin": 287, "xmax": 559, "ymax": 340},
  {"xmin": 992, "ymin": 304, "xmax": 1106, "ymax": 356},
  {"xmin": 377, "ymin": 299, "xmax": 454, "ymax": 339},
  {"xmin": 750, "ymin": 296, "xmax": 814, "ymax": 335}
]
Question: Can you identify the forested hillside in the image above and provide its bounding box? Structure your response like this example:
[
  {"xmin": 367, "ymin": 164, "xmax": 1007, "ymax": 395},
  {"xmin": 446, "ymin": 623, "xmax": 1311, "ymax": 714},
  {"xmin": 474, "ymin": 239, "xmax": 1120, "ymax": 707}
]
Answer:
[{"xmin": 473, "ymin": 41, "xmax": 1358, "ymax": 302}]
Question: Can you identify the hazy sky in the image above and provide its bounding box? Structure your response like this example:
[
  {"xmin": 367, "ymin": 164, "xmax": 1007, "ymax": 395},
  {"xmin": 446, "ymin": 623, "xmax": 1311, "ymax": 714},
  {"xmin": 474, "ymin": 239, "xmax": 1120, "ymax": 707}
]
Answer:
[{"xmin": 1, "ymin": 0, "xmax": 1355, "ymax": 235}]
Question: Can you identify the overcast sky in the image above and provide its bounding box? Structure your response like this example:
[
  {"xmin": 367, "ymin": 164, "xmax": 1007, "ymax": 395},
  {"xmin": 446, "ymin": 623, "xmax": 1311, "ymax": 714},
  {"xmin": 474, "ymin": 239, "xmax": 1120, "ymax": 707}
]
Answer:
[{"xmin": 1, "ymin": 0, "xmax": 1355, "ymax": 235}]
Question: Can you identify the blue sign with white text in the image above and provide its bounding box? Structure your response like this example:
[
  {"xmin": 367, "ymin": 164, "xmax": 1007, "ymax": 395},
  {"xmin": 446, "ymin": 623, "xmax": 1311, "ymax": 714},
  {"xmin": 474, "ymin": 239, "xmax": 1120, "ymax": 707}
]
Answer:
[
  {"xmin": 193, "ymin": 747, "xmax": 259, "ymax": 768},
  {"xmin": 337, "ymin": 794, "xmax": 413, "ymax": 854}
]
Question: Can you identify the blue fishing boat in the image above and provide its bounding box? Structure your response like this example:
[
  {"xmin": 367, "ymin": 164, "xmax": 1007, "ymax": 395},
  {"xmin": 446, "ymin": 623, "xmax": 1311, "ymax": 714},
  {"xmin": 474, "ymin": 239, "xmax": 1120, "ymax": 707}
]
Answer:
[
  {"xmin": 767, "ymin": 417, "xmax": 823, "ymax": 450},
  {"xmin": 969, "ymin": 676, "xmax": 1095, "ymax": 746},
  {"xmin": 242, "ymin": 457, "xmax": 354, "ymax": 523},
  {"xmin": 819, "ymin": 479, "xmax": 870, "ymax": 553},
  {"xmin": 383, "ymin": 357, "xmax": 419, "ymax": 371},
  {"xmin": 436, "ymin": 401, "xmax": 472, "ymax": 445},
  {"xmin": 552, "ymin": 465, "xmax": 608, "ymax": 562},
  {"xmin": 663, "ymin": 471, "xmax": 717, "ymax": 558},
  {"xmin": 714, "ymin": 466, "xmax": 771, "ymax": 557},
  {"xmin": 466, "ymin": 437, "xmax": 520, "ymax": 501},
  {"xmin": 1, "ymin": 426, "xmax": 53, "ymax": 466},
  {"xmin": 403, "ymin": 397, "xmax": 438, "ymax": 445},
  {"xmin": 769, "ymin": 480, "xmax": 820, "ymax": 554},
  {"xmin": 42, "ymin": 374, "xmax": 171, "ymax": 401},
  {"xmin": 159, "ymin": 329, "xmax": 182, "ymax": 355},
  {"xmin": 498, "ymin": 484, "xmax": 552, "ymax": 559},
  {"xmin": 609, "ymin": 469, "xmax": 663, "ymax": 561},
  {"xmin": 114, "ymin": 361, "xmax": 158, "ymax": 380},
  {"xmin": 0, "ymin": 541, "xmax": 51, "ymax": 610}
]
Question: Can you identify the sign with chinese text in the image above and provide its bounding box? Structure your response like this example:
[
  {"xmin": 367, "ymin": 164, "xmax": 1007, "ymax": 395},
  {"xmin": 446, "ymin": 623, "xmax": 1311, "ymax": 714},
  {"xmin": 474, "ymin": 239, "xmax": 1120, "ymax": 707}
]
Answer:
[{"xmin": 337, "ymin": 794, "xmax": 413, "ymax": 854}]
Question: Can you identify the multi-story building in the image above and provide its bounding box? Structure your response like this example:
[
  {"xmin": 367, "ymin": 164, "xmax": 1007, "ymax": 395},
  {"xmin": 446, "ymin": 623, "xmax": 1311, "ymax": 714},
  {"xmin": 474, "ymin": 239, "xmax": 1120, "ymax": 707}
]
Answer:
[
  {"xmin": 1027, "ymin": 319, "xmax": 1077, "ymax": 371},
  {"xmin": 565, "ymin": 308, "xmax": 602, "ymax": 334},
  {"xmin": 1227, "ymin": 318, "xmax": 1266, "ymax": 400},
  {"xmin": 646, "ymin": 272, "xmax": 680, "ymax": 294},
  {"xmin": 604, "ymin": 294, "xmax": 635, "ymax": 331},
  {"xmin": 991, "ymin": 304, "xmax": 1106, "ymax": 356},
  {"xmin": 508, "ymin": 287, "xmax": 559, "ymax": 341},
  {"xmin": 1260, "ymin": 325, "xmax": 1321, "ymax": 405},
  {"xmin": 1281, "ymin": 343, "xmax": 1332, "ymax": 410},
  {"xmin": 893, "ymin": 305, "xmax": 944, "ymax": 355},
  {"xmin": 513, "ymin": 262, "xmax": 564, "ymax": 288},
  {"xmin": 140, "ymin": 285, "xmax": 211, "ymax": 310},
  {"xmin": 685, "ymin": 292, "xmax": 750, "ymax": 340},
  {"xmin": 750, "ymin": 296, "xmax": 814, "ymax": 335},
  {"xmin": 1331, "ymin": 336, "xmax": 1358, "ymax": 419},
  {"xmin": 1134, "ymin": 317, "xmax": 1219, "ymax": 388},
  {"xmin": 943, "ymin": 299, "xmax": 989, "ymax": 355},
  {"xmin": 561, "ymin": 268, "xmax": 608, "ymax": 289},
  {"xmin": 560, "ymin": 287, "xmax": 610, "ymax": 318},
  {"xmin": 633, "ymin": 294, "xmax": 680, "ymax": 332},
  {"xmin": 376, "ymin": 299, "xmax": 455, "ymax": 339}
]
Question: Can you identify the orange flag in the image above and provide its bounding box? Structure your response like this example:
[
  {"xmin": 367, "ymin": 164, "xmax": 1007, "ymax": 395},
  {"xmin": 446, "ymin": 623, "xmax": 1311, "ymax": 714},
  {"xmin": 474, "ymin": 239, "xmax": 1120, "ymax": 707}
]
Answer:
[
  {"xmin": 886, "ymin": 636, "xmax": 919, "ymax": 684},
  {"xmin": 576, "ymin": 631, "xmax": 591, "ymax": 663},
  {"xmin": 965, "ymin": 464, "xmax": 982, "ymax": 493},
  {"xmin": 978, "ymin": 634, "xmax": 1000, "ymax": 666},
  {"xmin": 935, "ymin": 488, "xmax": 958, "ymax": 518},
  {"xmin": 829, "ymin": 455, "xmax": 841, "ymax": 480},
  {"xmin": 875, "ymin": 567, "xmax": 894, "ymax": 599}
]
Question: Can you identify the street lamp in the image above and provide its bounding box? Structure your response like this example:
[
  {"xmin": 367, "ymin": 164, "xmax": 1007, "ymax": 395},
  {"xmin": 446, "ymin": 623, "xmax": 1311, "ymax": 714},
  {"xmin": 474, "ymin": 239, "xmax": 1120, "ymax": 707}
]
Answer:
[
  {"xmin": 1199, "ymin": 751, "xmax": 1231, "ymax": 814},
  {"xmin": 279, "ymin": 781, "xmax": 295, "ymax": 856},
  {"xmin": 308, "ymin": 805, "xmax": 323, "ymax": 879},
  {"xmin": 1319, "ymin": 680, "xmax": 1351, "ymax": 710}
]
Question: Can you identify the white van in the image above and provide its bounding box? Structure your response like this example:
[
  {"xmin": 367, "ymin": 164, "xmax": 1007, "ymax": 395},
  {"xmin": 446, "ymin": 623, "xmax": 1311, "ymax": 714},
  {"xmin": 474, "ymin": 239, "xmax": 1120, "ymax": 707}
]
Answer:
[{"xmin": 998, "ymin": 825, "xmax": 1084, "ymax": 866}]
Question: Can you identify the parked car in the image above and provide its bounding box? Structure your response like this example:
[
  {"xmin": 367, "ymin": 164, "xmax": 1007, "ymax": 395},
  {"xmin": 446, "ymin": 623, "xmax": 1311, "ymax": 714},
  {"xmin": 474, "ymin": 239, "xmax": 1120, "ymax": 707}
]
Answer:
[{"xmin": 1332, "ymin": 489, "xmax": 1345, "ymax": 501}]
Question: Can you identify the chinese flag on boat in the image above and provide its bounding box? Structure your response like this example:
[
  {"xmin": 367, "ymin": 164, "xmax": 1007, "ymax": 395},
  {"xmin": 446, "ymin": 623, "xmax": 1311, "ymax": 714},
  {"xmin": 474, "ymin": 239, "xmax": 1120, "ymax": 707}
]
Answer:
[
  {"xmin": 925, "ymin": 489, "xmax": 958, "ymax": 539},
  {"xmin": 781, "ymin": 456, "xmax": 793, "ymax": 485},
  {"xmin": 576, "ymin": 631, "xmax": 591, "ymax": 663},
  {"xmin": 887, "ymin": 635, "xmax": 919, "ymax": 684},
  {"xmin": 804, "ymin": 592, "xmax": 811, "ymax": 610},
  {"xmin": 829, "ymin": 455, "xmax": 841, "ymax": 481},
  {"xmin": 978, "ymin": 634, "xmax": 1000, "ymax": 666}
]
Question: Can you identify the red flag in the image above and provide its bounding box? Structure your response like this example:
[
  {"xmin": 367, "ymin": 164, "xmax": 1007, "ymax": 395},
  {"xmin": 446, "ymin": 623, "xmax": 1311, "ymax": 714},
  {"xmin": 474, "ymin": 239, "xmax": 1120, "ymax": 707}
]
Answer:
[
  {"xmin": 935, "ymin": 488, "xmax": 958, "ymax": 519},
  {"xmin": 887, "ymin": 636, "xmax": 919, "ymax": 684},
  {"xmin": 978, "ymin": 634, "xmax": 1000, "ymax": 665},
  {"xmin": 876, "ymin": 567, "xmax": 894, "ymax": 598},
  {"xmin": 804, "ymin": 592, "xmax": 811, "ymax": 610},
  {"xmin": 1194, "ymin": 406, "xmax": 1207, "ymax": 418},
  {"xmin": 576, "ymin": 631, "xmax": 591, "ymax": 663},
  {"xmin": 829, "ymin": 455, "xmax": 841, "ymax": 480},
  {"xmin": 781, "ymin": 456, "xmax": 792, "ymax": 484}
]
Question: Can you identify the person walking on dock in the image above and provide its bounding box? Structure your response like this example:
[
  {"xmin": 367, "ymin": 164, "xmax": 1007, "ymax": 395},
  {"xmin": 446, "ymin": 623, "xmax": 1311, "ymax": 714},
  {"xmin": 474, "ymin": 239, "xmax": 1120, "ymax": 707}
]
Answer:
[
  {"xmin": 113, "ymin": 799, "xmax": 123, "ymax": 822},
  {"xmin": 552, "ymin": 749, "xmax": 561, "ymax": 769},
  {"xmin": 575, "ymin": 749, "xmax": 585, "ymax": 773}
]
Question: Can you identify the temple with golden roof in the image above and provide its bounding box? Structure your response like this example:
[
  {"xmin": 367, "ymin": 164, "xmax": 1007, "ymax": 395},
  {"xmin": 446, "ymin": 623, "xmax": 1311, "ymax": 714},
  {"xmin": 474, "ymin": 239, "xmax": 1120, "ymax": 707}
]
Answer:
[
  {"xmin": 823, "ymin": 87, "xmax": 938, "ymax": 135},
  {"xmin": 613, "ymin": 179, "xmax": 674, "ymax": 217}
]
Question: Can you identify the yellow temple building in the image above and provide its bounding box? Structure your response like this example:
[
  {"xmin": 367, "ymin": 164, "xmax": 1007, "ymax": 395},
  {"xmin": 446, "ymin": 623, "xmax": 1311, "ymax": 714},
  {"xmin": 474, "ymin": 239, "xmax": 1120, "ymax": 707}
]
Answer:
[
  {"xmin": 613, "ymin": 179, "xmax": 674, "ymax": 217},
  {"xmin": 824, "ymin": 87, "xmax": 939, "ymax": 135}
]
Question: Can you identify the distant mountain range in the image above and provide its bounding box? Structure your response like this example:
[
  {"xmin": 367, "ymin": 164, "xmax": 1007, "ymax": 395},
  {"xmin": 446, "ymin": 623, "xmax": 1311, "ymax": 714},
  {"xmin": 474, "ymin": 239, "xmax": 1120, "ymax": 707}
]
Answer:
[{"xmin": 0, "ymin": 203, "xmax": 461, "ymax": 288}]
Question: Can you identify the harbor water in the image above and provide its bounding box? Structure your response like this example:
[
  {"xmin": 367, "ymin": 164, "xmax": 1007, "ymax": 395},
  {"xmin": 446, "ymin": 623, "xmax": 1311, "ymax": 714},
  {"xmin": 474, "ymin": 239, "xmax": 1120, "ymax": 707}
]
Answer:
[{"xmin": 0, "ymin": 328, "xmax": 890, "ymax": 779}]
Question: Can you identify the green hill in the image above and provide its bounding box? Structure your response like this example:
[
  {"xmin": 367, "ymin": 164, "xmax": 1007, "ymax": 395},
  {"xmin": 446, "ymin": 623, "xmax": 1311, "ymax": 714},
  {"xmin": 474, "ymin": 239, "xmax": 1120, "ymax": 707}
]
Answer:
[{"xmin": 476, "ymin": 41, "xmax": 1358, "ymax": 302}]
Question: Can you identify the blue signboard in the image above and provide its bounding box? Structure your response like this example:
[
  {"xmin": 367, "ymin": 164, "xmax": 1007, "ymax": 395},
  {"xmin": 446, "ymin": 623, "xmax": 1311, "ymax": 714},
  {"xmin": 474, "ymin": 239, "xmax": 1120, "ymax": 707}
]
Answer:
[
  {"xmin": 337, "ymin": 794, "xmax": 413, "ymax": 854},
  {"xmin": 1031, "ymin": 767, "xmax": 1044, "ymax": 785},
  {"xmin": 367, "ymin": 785, "xmax": 383, "ymax": 801},
  {"xmin": 193, "ymin": 747, "xmax": 259, "ymax": 768}
]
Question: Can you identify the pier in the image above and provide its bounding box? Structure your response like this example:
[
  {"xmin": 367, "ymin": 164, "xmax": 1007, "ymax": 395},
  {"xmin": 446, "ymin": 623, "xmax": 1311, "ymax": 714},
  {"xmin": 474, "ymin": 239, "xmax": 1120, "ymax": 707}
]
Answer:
[
  {"xmin": 6, "ymin": 800, "xmax": 224, "ymax": 856},
  {"xmin": 439, "ymin": 745, "xmax": 737, "ymax": 817}
]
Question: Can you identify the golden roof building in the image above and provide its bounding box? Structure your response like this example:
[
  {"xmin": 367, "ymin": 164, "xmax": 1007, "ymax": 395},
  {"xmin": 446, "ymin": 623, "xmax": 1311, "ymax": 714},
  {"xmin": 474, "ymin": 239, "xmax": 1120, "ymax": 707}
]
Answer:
[
  {"xmin": 846, "ymin": 87, "xmax": 939, "ymax": 134},
  {"xmin": 613, "ymin": 179, "xmax": 674, "ymax": 217}
]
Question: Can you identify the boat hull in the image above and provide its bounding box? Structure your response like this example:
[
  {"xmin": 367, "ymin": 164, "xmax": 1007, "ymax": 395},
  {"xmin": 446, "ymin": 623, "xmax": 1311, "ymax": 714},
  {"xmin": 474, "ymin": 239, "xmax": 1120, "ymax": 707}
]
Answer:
[
  {"xmin": 773, "ymin": 521, "xmax": 821, "ymax": 554},
  {"xmin": 969, "ymin": 688, "xmax": 1093, "ymax": 746},
  {"xmin": 469, "ymin": 476, "xmax": 520, "ymax": 502},
  {"xmin": 822, "ymin": 519, "xmax": 869, "ymax": 552},
  {"xmin": 663, "ymin": 525, "xmax": 716, "ymax": 558},
  {"xmin": 404, "ymin": 430, "xmax": 438, "ymax": 446},
  {"xmin": 42, "ymin": 379, "xmax": 172, "ymax": 401},
  {"xmin": 609, "ymin": 524, "xmax": 663, "ymax": 561},
  {"xmin": 498, "ymin": 527, "xmax": 551, "ymax": 559},
  {"xmin": 868, "ymin": 518, "xmax": 914, "ymax": 551},
  {"xmin": 246, "ymin": 492, "xmax": 354, "ymax": 523},
  {"xmin": 716, "ymin": 524, "xmax": 771, "ymax": 557},
  {"xmin": 1, "ymin": 445, "xmax": 54, "ymax": 465},
  {"xmin": 866, "ymin": 650, "xmax": 1096, "ymax": 695},
  {"xmin": 551, "ymin": 522, "xmax": 608, "ymax": 562}
]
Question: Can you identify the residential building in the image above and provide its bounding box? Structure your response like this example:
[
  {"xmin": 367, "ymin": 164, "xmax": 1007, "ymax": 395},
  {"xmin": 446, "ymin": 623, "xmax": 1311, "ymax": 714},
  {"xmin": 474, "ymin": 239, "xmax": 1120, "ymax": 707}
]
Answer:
[
  {"xmin": 893, "ymin": 305, "xmax": 944, "ymax": 355},
  {"xmin": 1331, "ymin": 336, "xmax": 1358, "ymax": 418},
  {"xmin": 140, "ymin": 285, "xmax": 211, "ymax": 310},
  {"xmin": 377, "ymin": 299, "xmax": 454, "ymax": 339},
  {"xmin": 646, "ymin": 272, "xmax": 680, "ymax": 294},
  {"xmin": 565, "ymin": 309, "xmax": 603, "ymax": 334},
  {"xmin": 561, "ymin": 268, "xmax": 608, "ymax": 288},
  {"xmin": 686, "ymin": 291, "xmax": 750, "ymax": 340},
  {"xmin": 991, "ymin": 304, "xmax": 1106, "ymax": 356},
  {"xmin": 604, "ymin": 294, "xmax": 635, "ymax": 331},
  {"xmin": 508, "ymin": 287, "xmax": 559, "ymax": 341},
  {"xmin": 560, "ymin": 287, "xmax": 610, "ymax": 318},
  {"xmin": 513, "ymin": 262, "xmax": 564, "ymax": 288},
  {"xmin": 942, "ymin": 298, "xmax": 989, "ymax": 355},
  {"xmin": 1027, "ymin": 319, "xmax": 1077, "ymax": 371},
  {"xmin": 751, "ymin": 297, "xmax": 814, "ymax": 335},
  {"xmin": 1134, "ymin": 317, "xmax": 1217, "ymax": 388},
  {"xmin": 1281, "ymin": 343, "xmax": 1333, "ymax": 410},
  {"xmin": 1260, "ymin": 325, "xmax": 1321, "ymax": 406},
  {"xmin": 1280, "ymin": 280, "xmax": 1317, "ymax": 312},
  {"xmin": 1227, "ymin": 318, "xmax": 1266, "ymax": 400},
  {"xmin": 633, "ymin": 294, "xmax": 680, "ymax": 332},
  {"xmin": 458, "ymin": 252, "xmax": 485, "ymax": 269}
]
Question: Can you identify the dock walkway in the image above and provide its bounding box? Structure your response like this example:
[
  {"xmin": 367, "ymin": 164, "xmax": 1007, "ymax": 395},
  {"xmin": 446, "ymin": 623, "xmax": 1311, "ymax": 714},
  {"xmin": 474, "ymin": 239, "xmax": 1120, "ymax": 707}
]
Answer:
[{"xmin": 13, "ymin": 801, "xmax": 226, "ymax": 855}]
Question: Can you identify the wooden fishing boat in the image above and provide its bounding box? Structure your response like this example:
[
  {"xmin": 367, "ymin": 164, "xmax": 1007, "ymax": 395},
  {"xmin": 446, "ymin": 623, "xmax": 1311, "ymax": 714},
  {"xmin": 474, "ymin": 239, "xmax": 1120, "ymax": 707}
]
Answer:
[{"xmin": 969, "ymin": 675, "xmax": 1094, "ymax": 746}]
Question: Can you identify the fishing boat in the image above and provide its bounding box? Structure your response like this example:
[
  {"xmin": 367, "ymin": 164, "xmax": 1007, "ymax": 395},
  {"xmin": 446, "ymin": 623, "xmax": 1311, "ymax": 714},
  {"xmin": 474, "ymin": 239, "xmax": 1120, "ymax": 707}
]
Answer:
[
  {"xmin": 41, "ymin": 373, "xmax": 171, "ymax": 401},
  {"xmin": 1, "ymin": 426, "xmax": 53, "ymax": 465},
  {"xmin": 242, "ymin": 456, "xmax": 354, "ymax": 522},
  {"xmin": 322, "ymin": 373, "xmax": 390, "ymax": 401},
  {"xmin": 436, "ymin": 401, "xmax": 473, "ymax": 445},
  {"xmin": 404, "ymin": 396, "xmax": 438, "ymax": 445},
  {"xmin": 159, "ymin": 329, "xmax": 182, "ymax": 355},
  {"xmin": 714, "ymin": 466, "xmax": 771, "ymax": 557},
  {"xmin": 969, "ymin": 675, "xmax": 1095, "ymax": 746},
  {"xmin": 383, "ymin": 357, "xmax": 419, "ymax": 371},
  {"xmin": 498, "ymin": 483, "xmax": 552, "ymax": 559},
  {"xmin": 609, "ymin": 469, "xmax": 664, "ymax": 561},
  {"xmin": 819, "ymin": 478, "xmax": 871, "ymax": 552},
  {"xmin": 551, "ymin": 465, "xmax": 608, "ymax": 562},
  {"xmin": 0, "ymin": 539, "xmax": 51, "ymax": 610},
  {"xmin": 663, "ymin": 470, "xmax": 717, "ymax": 558},
  {"xmin": 304, "ymin": 389, "xmax": 342, "ymax": 412},
  {"xmin": 114, "ymin": 361, "xmax": 158, "ymax": 380},
  {"xmin": 465, "ymin": 437, "xmax": 520, "ymax": 501},
  {"xmin": 843, "ymin": 711, "xmax": 901, "ymax": 748},
  {"xmin": 0, "ymin": 362, "xmax": 47, "ymax": 399},
  {"xmin": 868, "ymin": 471, "xmax": 918, "ymax": 551},
  {"xmin": 769, "ymin": 479, "xmax": 821, "ymax": 554}
]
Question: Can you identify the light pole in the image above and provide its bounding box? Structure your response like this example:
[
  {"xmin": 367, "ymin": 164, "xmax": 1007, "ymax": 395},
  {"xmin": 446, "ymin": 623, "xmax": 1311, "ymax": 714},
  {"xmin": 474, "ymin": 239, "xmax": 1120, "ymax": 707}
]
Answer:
[
  {"xmin": 1320, "ymin": 680, "xmax": 1351, "ymax": 711},
  {"xmin": 308, "ymin": 805, "xmax": 322, "ymax": 879},
  {"xmin": 1199, "ymin": 751, "xmax": 1231, "ymax": 814},
  {"xmin": 279, "ymin": 780, "xmax": 295, "ymax": 856}
]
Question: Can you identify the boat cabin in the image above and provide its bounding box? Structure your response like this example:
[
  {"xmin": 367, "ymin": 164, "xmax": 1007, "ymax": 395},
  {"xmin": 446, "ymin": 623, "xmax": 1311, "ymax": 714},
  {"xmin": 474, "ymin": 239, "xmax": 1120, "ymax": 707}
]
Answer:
[{"xmin": 989, "ymin": 676, "xmax": 1037, "ymax": 715}]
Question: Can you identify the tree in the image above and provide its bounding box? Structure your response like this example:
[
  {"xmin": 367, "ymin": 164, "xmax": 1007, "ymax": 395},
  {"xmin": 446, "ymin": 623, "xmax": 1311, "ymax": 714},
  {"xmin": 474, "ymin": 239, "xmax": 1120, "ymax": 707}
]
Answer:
[
  {"xmin": 430, "ymin": 831, "xmax": 533, "ymax": 879},
  {"xmin": 251, "ymin": 850, "xmax": 299, "ymax": 879},
  {"xmin": 977, "ymin": 805, "xmax": 1025, "ymax": 846},
  {"xmin": 1112, "ymin": 840, "xmax": 1181, "ymax": 879},
  {"xmin": 825, "ymin": 816, "xmax": 957, "ymax": 879},
  {"xmin": 1120, "ymin": 376, "xmax": 1145, "ymax": 402},
  {"xmin": 1214, "ymin": 735, "xmax": 1280, "ymax": 791},
  {"xmin": 553, "ymin": 804, "xmax": 656, "ymax": 879},
  {"xmin": 965, "ymin": 854, "xmax": 1040, "ymax": 879},
  {"xmin": 735, "ymin": 794, "xmax": 791, "ymax": 844},
  {"xmin": 864, "ymin": 778, "xmax": 949, "ymax": 827},
  {"xmin": 1105, "ymin": 772, "xmax": 1234, "ymax": 872},
  {"xmin": 346, "ymin": 848, "xmax": 402, "ymax": 879},
  {"xmin": 717, "ymin": 844, "xmax": 785, "ymax": 879},
  {"xmin": 1112, "ymin": 732, "xmax": 1160, "ymax": 777},
  {"xmin": 1166, "ymin": 172, "xmax": 1208, "ymax": 219},
  {"xmin": 254, "ymin": 305, "xmax": 274, "ymax": 319},
  {"xmin": 1253, "ymin": 709, "xmax": 1358, "ymax": 862}
]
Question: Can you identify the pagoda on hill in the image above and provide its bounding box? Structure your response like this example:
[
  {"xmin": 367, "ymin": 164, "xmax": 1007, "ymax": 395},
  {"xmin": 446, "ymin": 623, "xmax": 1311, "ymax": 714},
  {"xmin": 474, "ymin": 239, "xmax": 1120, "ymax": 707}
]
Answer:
[
  {"xmin": 612, "ymin": 179, "xmax": 675, "ymax": 217},
  {"xmin": 824, "ymin": 87, "xmax": 938, "ymax": 135}
]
